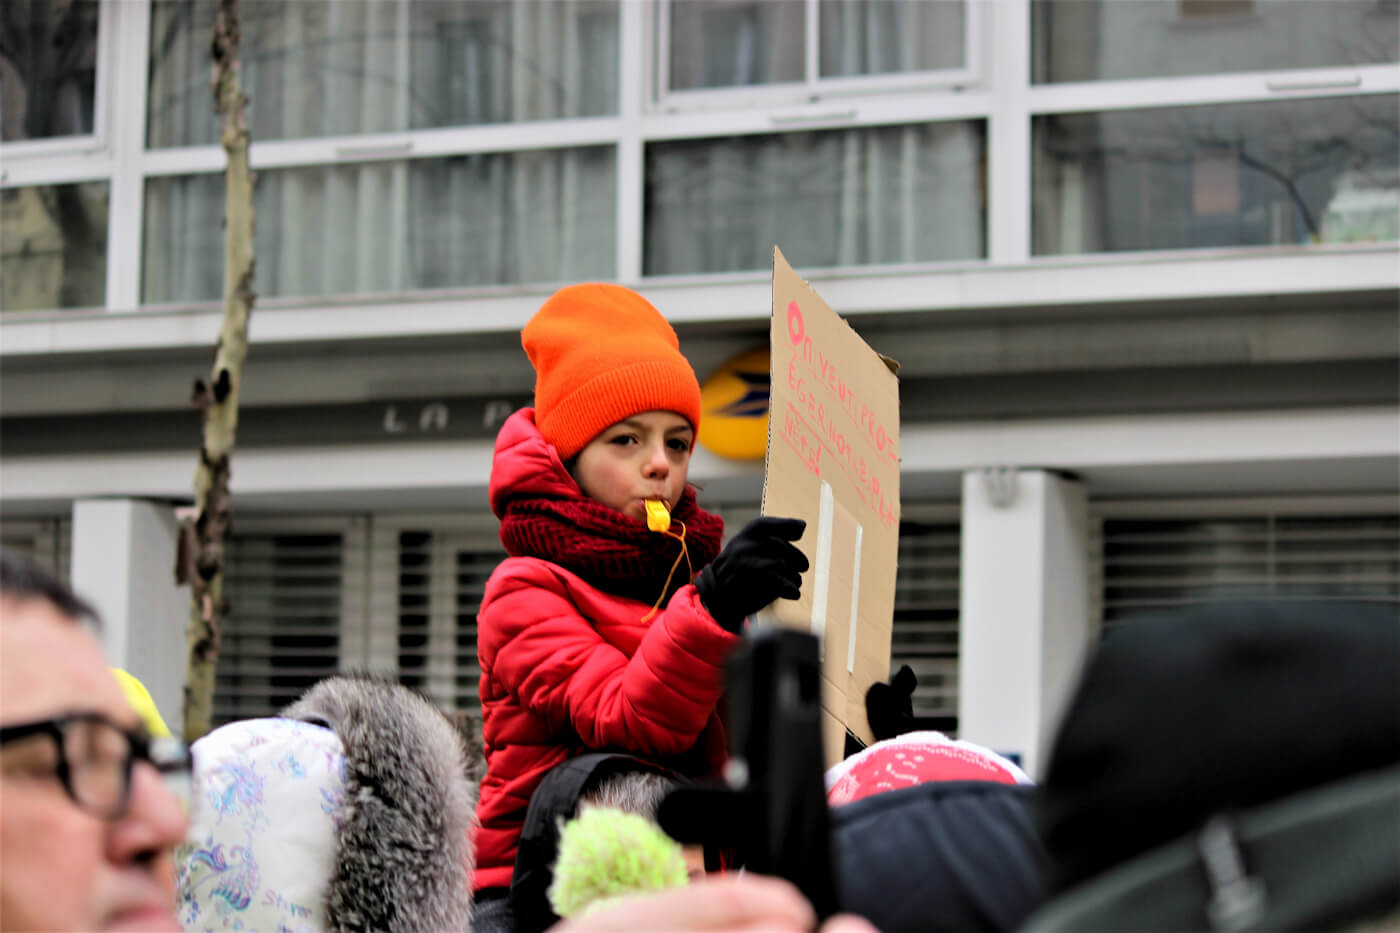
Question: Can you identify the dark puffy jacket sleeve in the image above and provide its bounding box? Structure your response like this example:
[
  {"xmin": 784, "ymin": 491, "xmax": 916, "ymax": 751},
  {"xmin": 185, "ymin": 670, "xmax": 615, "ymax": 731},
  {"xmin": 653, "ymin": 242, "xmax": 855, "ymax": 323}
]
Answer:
[{"xmin": 479, "ymin": 559, "xmax": 738, "ymax": 756}]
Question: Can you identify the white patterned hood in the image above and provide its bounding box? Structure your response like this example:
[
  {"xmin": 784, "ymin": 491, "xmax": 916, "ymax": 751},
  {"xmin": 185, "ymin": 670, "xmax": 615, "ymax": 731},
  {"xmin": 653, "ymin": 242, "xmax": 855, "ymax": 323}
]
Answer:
[{"xmin": 177, "ymin": 717, "xmax": 345, "ymax": 932}]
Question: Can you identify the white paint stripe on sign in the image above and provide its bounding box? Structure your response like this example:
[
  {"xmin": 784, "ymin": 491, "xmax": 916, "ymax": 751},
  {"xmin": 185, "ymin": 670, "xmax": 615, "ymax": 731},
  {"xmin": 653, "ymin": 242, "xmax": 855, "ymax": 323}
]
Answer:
[
  {"xmin": 846, "ymin": 523, "xmax": 864, "ymax": 674},
  {"xmin": 810, "ymin": 481, "xmax": 835, "ymax": 660}
]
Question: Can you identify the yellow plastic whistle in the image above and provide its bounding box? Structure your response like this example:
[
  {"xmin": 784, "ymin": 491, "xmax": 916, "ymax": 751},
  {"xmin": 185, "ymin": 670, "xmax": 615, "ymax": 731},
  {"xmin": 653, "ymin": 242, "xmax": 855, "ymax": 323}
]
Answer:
[{"xmin": 645, "ymin": 499, "xmax": 671, "ymax": 533}]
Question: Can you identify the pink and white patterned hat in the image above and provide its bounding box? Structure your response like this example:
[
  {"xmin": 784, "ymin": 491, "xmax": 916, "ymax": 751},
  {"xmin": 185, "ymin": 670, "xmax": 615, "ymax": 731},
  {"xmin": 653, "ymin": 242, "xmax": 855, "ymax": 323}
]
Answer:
[{"xmin": 825, "ymin": 731, "xmax": 1032, "ymax": 807}]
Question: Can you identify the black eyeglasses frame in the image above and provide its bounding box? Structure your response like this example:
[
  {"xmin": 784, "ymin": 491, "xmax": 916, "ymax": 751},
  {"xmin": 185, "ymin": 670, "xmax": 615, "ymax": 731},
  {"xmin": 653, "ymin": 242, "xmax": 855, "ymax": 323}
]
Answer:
[{"xmin": 0, "ymin": 711, "xmax": 190, "ymax": 820}]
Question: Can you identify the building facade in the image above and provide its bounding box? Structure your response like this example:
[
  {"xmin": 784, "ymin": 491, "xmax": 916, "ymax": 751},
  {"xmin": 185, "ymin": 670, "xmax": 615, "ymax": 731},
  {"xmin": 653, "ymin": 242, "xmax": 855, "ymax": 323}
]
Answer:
[{"xmin": 2, "ymin": 0, "xmax": 1397, "ymax": 775}]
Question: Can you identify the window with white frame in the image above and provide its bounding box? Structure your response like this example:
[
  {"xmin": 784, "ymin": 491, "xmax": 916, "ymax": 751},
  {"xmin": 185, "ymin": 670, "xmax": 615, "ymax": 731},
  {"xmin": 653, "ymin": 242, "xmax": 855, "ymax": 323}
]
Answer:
[
  {"xmin": 1, "ymin": 1, "xmax": 104, "ymax": 145},
  {"xmin": 0, "ymin": 0, "xmax": 114, "ymax": 312},
  {"xmin": 1, "ymin": 181, "xmax": 109, "ymax": 310},
  {"xmin": 1029, "ymin": 0, "xmax": 1400, "ymax": 256},
  {"xmin": 3, "ymin": 0, "xmax": 1396, "ymax": 314},
  {"xmin": 1031, "ymin": 0, "xmax": 1398, "ymax": 84},
  {"xmin": 644, "ymin": 120, "xmax": 987, "ymax": 275},
  {"xmin": 1095, "ymin": 502, "xmax": 1400, "ymax": 629},
  {"xmin": 142, "ymin": 146, "xmax": 618, "ymax": 303},
  {"xmin": 145, "ymin": 0, "xmax": 619, "ymax": 146},
  {"xmin": 140, "ymin": 0, "xmax": 620, "ymax": 305},
  {"xmin": 643, "ymin": 0, "xmax": 988, "ymax": 276},
  {"xmin": 654, "ymin": 0, "xmax": 975, "ymax": 107},
  {"xmin": 1033, "ymin": 94, "xmax": 1400, "ymax": 253}
]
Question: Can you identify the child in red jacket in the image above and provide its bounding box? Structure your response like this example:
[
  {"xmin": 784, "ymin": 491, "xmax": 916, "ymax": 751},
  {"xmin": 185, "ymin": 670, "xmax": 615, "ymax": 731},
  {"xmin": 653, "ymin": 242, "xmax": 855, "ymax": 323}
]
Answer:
[{"xmin": 472, "ymin": 283, "xmax": 808, "ymax": 931}]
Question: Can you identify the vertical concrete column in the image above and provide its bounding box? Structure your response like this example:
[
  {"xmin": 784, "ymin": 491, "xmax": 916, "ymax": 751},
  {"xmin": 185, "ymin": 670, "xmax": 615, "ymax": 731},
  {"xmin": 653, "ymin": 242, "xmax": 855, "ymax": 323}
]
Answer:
[
  {"xmin": 71, "ymin": 499, "xmax": 187, "ymax": 734},
  {"xmin": 957, "ymin": 469, "xmax": 1091, "ymax": 779}
]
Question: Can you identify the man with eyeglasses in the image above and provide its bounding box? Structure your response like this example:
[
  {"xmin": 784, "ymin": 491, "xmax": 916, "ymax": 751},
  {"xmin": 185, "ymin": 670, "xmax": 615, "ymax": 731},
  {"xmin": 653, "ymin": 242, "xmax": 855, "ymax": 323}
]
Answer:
[{"xmin": 1, "ymin": 548, "xmax": 189, "ymax": 932}]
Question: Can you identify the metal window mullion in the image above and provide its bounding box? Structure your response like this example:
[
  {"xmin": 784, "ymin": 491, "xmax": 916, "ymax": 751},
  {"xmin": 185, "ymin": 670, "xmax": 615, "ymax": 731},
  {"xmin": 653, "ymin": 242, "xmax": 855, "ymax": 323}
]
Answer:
[
  {"xmin": 1266, "ymin": 513, "xmax": 1278, "ymax": 596},
  {"xmin": 138, "ymin": 118, "xmax": 625, "ymax": 180},
  {"xmin": 616, "ymin": 0, "xmax": 645, "ymax": 283},
  {"xmin": 809, "ymin": 57, "xmax": 985, "ymax": 96},
  {"xmin": 426, "ymin": 532, "xmax": 459, "ymax": 710},
  {"xmin": 1088, "ymin": 514, "xmax": 1105, "ymax": 632},
  {"xmin": 656, "ymin": 72, "xmax": 983, "ymax": 115},
  {"xmin": 446, "ymin": 535, "xmax": 494, "ymax": 719},
  {"xmin": 964, "ymin": 0, "xmax": 984, "ymax": 88},
  {"xmin": 41, "ymin": 520, "xmax": 65, "ymax": 580},
  {"xmin": 986, "ymin": 0, "xmax": 1031, "ymax": 264},
  {"xmin": 90, "ymin": 0, "xmax": 118, "ymax": 150},
  {"xmin": 106, "ymin": 0, "xmax": 152, "ymax": 311},
  {"xmin": 364, "ymin": 519, "xmax": 403, "ymax": 675},
  {"xmin": 652, "ymin": 0, "xmax": 671, "ymax": 106},
  {"xmin": 0, "ymin": 136, "xmax": 104, "ymax": 169},
  {"xmin": 1027, "ymin": 63, "xmax": 1400, "ymax": 116},
  {"xmin": 651, "ymin": 4, "xmax": 984, "ymax": 115},
  {"xmin": 338, "ymin": 516, "xmax": 371, "ymax": 669},
  {"xmin": 386, "ymin": 0, "xmax": 412, "ymax": 292},
  {"xmin": 639, "ymin": 90, "xmax": 994, "ymax": 142},
  {"xmin": 0, "ymin": 156, "xmax": 115, "ymax": 187}
]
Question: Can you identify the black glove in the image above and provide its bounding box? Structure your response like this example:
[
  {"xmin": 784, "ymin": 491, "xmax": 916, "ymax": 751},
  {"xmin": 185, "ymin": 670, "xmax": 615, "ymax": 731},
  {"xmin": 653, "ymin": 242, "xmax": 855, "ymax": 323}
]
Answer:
[
  {"xmin": 864, "ymin": 664, "xmax": 960, "ymax": 741},
  {"xmin": 695, "ymin": 517, "xmax": 809, "ymax": 634},
  {"xmin": 865, "ymin": 664, "xmax": 918, "ymax": 741}
]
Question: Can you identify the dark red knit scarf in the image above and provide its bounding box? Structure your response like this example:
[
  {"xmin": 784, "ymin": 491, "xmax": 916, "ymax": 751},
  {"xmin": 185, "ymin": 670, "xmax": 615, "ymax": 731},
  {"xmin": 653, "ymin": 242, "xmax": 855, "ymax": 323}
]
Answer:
[{"xmin": 498, "ymin": 487, "xmax": 724, "ymax": 607}]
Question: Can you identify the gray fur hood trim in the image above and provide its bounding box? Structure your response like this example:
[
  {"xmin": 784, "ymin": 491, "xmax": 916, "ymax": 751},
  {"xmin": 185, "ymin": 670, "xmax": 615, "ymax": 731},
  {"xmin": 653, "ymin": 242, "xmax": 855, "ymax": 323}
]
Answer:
[{"xmin": 283, "ymin": 674, "xmax": 478, "ymax": 933}]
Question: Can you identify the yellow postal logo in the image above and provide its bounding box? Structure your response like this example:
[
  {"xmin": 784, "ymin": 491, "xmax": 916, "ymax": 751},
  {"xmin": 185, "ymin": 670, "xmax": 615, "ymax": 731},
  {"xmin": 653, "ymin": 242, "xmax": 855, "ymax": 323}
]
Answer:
[{"xmin": 698, "ymin": 346, "xmax": 770, "ymax": 461}]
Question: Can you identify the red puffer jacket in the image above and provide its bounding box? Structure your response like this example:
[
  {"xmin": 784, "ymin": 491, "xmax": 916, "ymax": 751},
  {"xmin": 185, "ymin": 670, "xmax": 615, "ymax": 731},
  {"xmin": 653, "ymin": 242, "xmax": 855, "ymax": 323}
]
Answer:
[{"xmin": 472, "ymin": 410, "xmax": 737, "ymax": 892}]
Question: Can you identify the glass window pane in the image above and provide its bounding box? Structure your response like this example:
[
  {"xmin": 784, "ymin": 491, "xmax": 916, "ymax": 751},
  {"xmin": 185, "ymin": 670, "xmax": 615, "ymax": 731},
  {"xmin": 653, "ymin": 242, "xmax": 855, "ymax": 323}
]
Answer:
[
  {"xmin": 1032, "ymin": 95, "xmax": 1400, "ymax": 255},
  {"xmin": 0, "ymin": 0, "xmax": 100, "ymax": 142},
  {"xmin": 819, "ymin": 0, "xmax": 965, "ymax": 78},
  {"xmin": 1032, "ymin": 0, "xmax": 1399, "ymax": 84},
  {"xmin": 668, "ymin": 0, "xmax": 805, "ymax": 91},
  {"xmin": 146, "ymin": 0, "xmax": 619, "ymax": 148},
  {"xmin": 645, "ymin": 122, "xmax": 986, "ymax": 275},
  {"xmin": 1, "ymin": 182, "xmax": 108, "ymax": 311},
  {"xmin": 142, "ymin": 148, "xmax": 616, "ymax": 303}
]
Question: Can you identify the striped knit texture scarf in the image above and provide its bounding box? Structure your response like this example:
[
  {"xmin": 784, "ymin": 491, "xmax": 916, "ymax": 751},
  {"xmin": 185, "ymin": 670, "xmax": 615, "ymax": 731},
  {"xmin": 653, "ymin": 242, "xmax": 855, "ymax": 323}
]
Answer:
[{"xmin": 498, "ymin": 487, "xmax": 723, "ymax": 607}]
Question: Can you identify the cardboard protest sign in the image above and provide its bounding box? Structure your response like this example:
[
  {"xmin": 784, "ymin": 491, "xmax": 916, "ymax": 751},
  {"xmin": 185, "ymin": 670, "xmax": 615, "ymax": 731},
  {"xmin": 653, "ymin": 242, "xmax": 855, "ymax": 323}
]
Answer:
[{"xmin": 758, "ymin": 246, "xmax": 901, "ymax": 766}]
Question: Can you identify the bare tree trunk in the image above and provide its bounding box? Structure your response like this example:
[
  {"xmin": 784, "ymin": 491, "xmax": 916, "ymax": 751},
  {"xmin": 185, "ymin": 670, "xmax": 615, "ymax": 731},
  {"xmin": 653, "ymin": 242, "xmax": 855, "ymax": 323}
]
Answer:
[{"xmin": 179, "ymin": 0, "xmax": 255, "ymax": 743}]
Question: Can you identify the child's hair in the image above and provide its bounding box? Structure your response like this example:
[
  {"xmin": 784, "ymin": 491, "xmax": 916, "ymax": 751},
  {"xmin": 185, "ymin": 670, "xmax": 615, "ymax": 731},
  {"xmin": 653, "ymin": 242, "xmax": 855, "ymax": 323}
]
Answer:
[
  {"xmin": 578, "ymin": 769, "xmax": 678, "ymax": 822},
  {"xmin": 550, "ymin": 769, "xmax": 690, "ymax": 919}
]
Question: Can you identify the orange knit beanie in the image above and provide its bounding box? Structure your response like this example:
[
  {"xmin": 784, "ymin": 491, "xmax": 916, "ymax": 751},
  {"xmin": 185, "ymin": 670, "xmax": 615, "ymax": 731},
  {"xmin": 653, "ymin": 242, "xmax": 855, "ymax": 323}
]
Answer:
[{"xmin": 523, "ymin": 283, "xmax": 702, "ymax": 460}]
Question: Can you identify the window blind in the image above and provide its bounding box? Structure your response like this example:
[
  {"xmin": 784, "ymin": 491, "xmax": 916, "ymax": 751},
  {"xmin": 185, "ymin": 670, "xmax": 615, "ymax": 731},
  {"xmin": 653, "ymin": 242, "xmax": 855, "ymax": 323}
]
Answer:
[
  {"xmin": 213, "ymin": 529, "xmax": 346, "ymax": 726},
  {"xmin": 1100, "ymin": 510, "xmax": 1400, "ymax": 627},
  {"xmin": 0, "ymin": 518, "xmax": 71, "ymax": 581}
]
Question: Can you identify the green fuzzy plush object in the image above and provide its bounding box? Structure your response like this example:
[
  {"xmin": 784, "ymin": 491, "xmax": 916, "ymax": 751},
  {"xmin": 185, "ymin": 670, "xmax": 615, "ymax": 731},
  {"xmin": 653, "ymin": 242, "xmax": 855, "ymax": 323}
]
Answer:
[{"xmin": 547, "ymin": 806, "xmax": 690, "ymax": 918}]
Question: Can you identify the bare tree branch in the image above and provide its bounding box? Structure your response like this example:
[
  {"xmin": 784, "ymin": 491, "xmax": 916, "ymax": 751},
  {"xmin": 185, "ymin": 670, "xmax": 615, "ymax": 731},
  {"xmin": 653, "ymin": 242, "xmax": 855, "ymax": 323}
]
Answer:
[{"xmin": 181, "ymin": 0, "xmax": 254, "ymax": 743}]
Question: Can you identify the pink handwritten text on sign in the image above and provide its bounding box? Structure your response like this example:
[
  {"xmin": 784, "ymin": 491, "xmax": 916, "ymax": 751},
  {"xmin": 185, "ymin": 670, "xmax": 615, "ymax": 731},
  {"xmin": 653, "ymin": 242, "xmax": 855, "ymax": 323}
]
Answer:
[{"xmin": 784, "ymin": 300, "xmax": 898, "ymax": 528}]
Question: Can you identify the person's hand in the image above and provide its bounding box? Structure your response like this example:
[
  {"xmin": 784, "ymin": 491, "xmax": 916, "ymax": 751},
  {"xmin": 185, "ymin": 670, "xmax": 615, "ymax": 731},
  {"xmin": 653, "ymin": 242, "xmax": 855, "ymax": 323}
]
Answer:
[
  {"xmin": 865, "ymin": 664, "xmax": 917, "ymax": 741},
  {"xmin": 553, "ymin": 874, "xmax": 878, "ymax": 933},
  {"xmin": 695, "ymin": 518, "xmax": 808, "ymax": 634}
]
